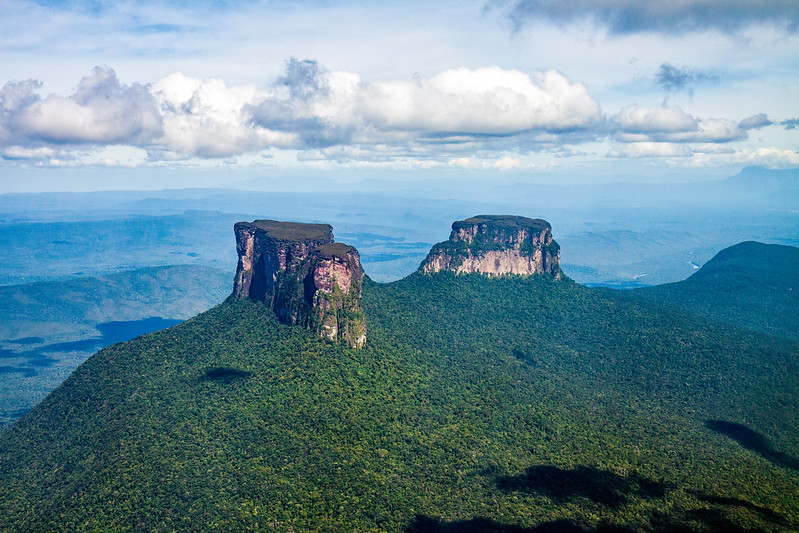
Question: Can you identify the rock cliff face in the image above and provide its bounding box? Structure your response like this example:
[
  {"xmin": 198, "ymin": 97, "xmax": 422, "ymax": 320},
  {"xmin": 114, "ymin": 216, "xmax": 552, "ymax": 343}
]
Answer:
[
  {"xmin": 233, "ymin": 220, "xmax": 366, "ymax": 348},
  {"xmin": 419, "ymin": 215, "xmax": 561, "ymax": 279}
]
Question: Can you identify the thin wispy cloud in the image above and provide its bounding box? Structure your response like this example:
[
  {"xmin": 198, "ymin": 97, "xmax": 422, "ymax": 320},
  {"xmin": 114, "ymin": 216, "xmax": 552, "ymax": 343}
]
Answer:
[
  {"xmin": 738, "ymin": 113, "xmax": 772, "ymax": 131},
  {"xmin": 502, "ymin": 0, "xmax": 799, "ymax": 35},
  {"xmin": 781, "ymin": 119, "xmax": 799, "ymax": 130},
  {"xmin": 654, "ymin": 63, "xmax": 716, "ymax": 98}
]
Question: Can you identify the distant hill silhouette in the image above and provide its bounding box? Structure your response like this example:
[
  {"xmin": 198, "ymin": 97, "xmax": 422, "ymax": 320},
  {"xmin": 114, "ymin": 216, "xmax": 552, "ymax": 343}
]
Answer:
[{"xmin": 635, "ymin": 241, "xmax": 799, "ymax": 340}]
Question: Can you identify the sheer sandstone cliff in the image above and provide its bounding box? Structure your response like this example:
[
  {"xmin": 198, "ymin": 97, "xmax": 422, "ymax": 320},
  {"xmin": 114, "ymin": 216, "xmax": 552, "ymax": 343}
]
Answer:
[
  {"xmin": 419, "ymin": 215, "xmax": 561, "ymax": 278},
  {"xmin": 233, "ymin": 220, "xmax": 366, "ymax": 348}
]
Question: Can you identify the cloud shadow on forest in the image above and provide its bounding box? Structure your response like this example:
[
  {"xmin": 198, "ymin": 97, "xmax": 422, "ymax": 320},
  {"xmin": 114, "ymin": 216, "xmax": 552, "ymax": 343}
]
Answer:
[
  {"xmin": 407, "ymin": 463, "xmax": 792, "ymax": 531},
  {"xmin": 405, "ymin": 515, "xmax": 594, "ymax": 532},
  {"xmin": 200, "ymin": 366, "xmax": 252, "ymax": 382},
  {"xmin": 496, "ymin": 465, "xmax": 670, "ymax": 509},
  {"xmin": 706, "ymin": 419, "xmax": 799, "ymax": 471}
]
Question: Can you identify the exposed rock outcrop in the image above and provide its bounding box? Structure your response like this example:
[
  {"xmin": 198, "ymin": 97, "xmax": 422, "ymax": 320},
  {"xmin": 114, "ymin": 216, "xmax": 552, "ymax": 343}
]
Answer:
[
  {"xmin": 419, "ymin": 215, "xmax": 561, "ymax": 279},
  {"xmin": 233, "ymin": 220, "xmax": 366, "ymax": 348}
]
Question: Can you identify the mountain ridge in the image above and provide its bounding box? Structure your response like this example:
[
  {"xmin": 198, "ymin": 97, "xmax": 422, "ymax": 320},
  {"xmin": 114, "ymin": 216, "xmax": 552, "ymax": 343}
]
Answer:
[{"xmin": 634, "ymin": 240, "xmax": 799, "ymax": 340}]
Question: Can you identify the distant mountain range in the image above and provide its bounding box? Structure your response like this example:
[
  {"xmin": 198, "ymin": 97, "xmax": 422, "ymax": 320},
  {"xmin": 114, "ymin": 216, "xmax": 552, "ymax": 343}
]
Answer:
[{"xmin": 1, "ymin": 166, "xmax": 797, "ymax": 287}]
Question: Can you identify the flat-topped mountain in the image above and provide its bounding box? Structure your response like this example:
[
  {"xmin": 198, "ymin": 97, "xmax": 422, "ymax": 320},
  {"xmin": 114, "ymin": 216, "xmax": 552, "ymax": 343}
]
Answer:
[
  {"xmin": 419, "ymin": 215, "xmax": 561, "ymax": 278},
  {"xmin": 233, "ymin": 220, "xmax": 365, "ymax": 347},
  {"xmin": 233, "ymin": 220, "xmax": 334, "ymax": 300}
]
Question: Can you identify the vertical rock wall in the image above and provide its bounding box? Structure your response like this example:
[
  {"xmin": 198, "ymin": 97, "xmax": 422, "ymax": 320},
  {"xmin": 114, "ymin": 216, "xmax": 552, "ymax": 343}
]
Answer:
[
  {"xmin": 419, "ymin": 215, "xmax": 562, "ymax": 278},
  {"xmin": 233, "ymin": 220, "xmax": 366, "ymax": 348},
  {"xmin": 308, "ymin": 244, "xmax": 366, "ymax": 348}
]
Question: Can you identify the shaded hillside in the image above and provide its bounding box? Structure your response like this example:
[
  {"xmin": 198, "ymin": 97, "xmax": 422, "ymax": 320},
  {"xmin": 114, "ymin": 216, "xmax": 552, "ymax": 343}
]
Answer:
[
  {"xmin": 0, "ymin": 265, "xmax": 231, "ymax": 428},
  {"xmin": 0, "ymin": 268, "xmax": 797, "ymax": 531},
  {"xmin": 634, "ymin": 241, "xmax": 799, "ymax": 340}
]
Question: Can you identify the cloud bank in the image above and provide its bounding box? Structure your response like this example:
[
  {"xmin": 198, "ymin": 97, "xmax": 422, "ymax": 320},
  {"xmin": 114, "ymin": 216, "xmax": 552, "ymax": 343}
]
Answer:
[
  {"xmin": 0, "ymin": 59, "xmax": 791, "ymax": 168},
  {"xmin": 1, "ymin": 61, "xmax": 602, "ymax": 162}
]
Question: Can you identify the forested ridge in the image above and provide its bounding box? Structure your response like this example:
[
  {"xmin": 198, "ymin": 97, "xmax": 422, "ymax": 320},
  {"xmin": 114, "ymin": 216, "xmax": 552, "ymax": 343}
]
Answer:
[
  {"xmin": 0, "ymin": 245, "xmax": 797, "ymax": 532},
  {"xmin": 635, "ymin": 241, "xmax": 799, "ymax": 340}
]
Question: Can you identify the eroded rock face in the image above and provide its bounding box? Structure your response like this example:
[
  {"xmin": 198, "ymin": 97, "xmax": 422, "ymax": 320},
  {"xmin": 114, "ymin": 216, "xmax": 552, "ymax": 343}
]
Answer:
[
  {"xmin": 419, "ymin": 215, "xmax": 561, "ymax": 279},
  {"xmin": 308, "ymin": 244, "xmax": 366, "ymax": 348},
  {"xmin": 233, "ymin": 220, "xmax": 334, "ymax": 302},
  {"xmin": 233, "ymin": 220, "xmax": 366, "ymax": 348}
]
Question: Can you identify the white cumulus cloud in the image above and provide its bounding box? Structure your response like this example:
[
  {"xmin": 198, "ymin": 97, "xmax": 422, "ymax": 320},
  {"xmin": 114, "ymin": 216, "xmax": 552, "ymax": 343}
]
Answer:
[
  {"xmin": 250, "ymin": 61, "xmax": 603, "ymax": 160},
  {"xmin": 613, "ymin": 104, "xmax": 698, "ymax": 133},
  {"xmin": 17, "ymin": 67, "xmax": 161, "ymax": 144},
  {"xmin": 0, "ymin": 61, "xmax": 782, "ymax": 168},
  {"xmin": 612, "ymin": 104, "xmax": 744, "ymax": 143},
  {"xmin": 1, "ymin": 62, "xmax": 603, "ymax": 164},
  {"xmin": 358, "ymin": 67, "xmax": 601, "ymax": 135},
  {"xmin": 151, "ymin": 73, "xmax": 293, "ymax": 158}
]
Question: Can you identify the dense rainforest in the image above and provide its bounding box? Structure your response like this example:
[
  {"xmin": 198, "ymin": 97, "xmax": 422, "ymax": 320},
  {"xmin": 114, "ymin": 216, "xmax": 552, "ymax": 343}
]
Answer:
[{"xmin": 0, "ymin": 243, "xmax": 797, "ymax": 532}]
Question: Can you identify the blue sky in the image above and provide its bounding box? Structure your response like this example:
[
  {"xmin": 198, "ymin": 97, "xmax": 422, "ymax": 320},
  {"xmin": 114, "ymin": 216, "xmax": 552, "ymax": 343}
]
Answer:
[{"xmin": 1, "ymin": 0, "xmax": 797, "ymax": 191}]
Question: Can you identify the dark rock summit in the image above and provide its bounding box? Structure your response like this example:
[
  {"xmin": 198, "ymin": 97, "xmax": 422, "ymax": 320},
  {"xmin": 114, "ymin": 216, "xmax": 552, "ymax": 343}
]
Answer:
[
  {"xmin": 233, "ymin": 220, "xmax": 366, "ymax": 348},
  {"xmin": 419, "ymin": 215, "xmax": 561, "ymax": 278}
]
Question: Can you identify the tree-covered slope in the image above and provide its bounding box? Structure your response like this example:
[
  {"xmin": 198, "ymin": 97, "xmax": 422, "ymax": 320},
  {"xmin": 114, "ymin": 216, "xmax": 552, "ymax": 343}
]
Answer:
[
  {"xmin": 0, "ymin": 273, "xmax": 797, "ymax": 531},
  {"xmin": 634, "ymin": 241, "xmax": 799, "ymax": 340},
  {"xmin": 0, "ymin": 265, "xmax": 232, "ymax": 428}
]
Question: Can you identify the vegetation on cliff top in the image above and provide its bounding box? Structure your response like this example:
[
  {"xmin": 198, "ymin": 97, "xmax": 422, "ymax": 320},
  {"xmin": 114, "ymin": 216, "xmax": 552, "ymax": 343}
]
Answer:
[
  {"xmin": 236, "ymin": 220, "xmax": 333, "ymax": 241},
  {"xmin": 315, "ymin": 242, "xmax": 358, "ymax": 260},
  {"xmin": 421, "ymin": 215, "xmax": 561, "ymax": 273},
  {"xmin": 455, "ymin": 215, "xmax": 551, "ymax": 233},
  {"xmin": 0, "ymin": 241, "xmax": 797, "ymax": 531}
]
